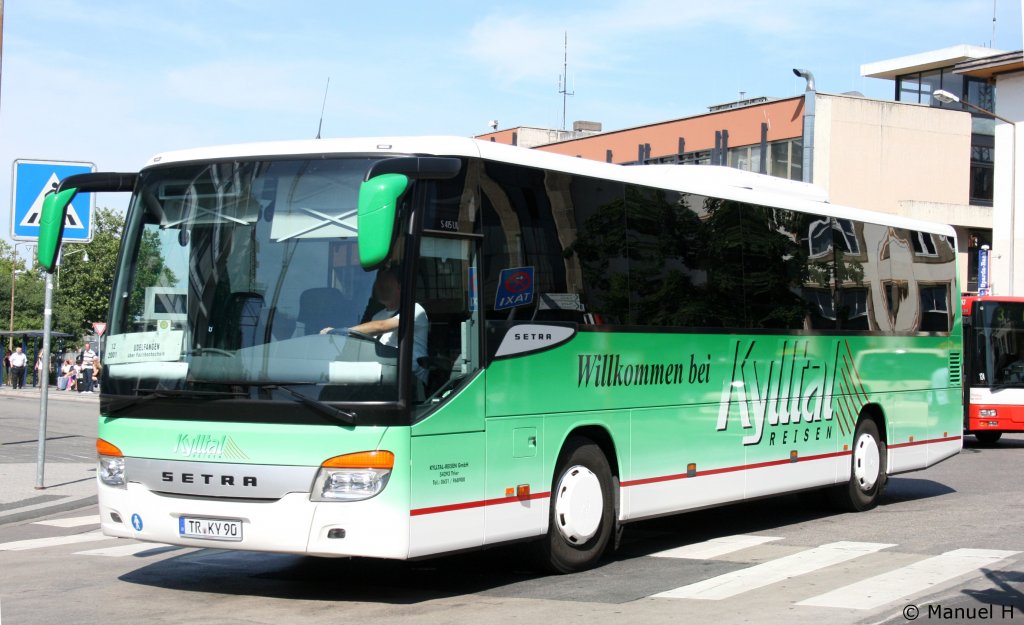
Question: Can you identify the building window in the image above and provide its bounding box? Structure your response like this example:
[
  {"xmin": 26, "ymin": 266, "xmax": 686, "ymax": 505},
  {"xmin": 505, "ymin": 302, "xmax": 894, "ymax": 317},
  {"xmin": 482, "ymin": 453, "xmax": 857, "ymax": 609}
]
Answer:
[
  {"xmin": 918, "ymin": 70, "xmax": 942, "ymax": 106},
  {"xmin": 971, "ymin": 140, "xmax": 995, "ymax": 206},
  {"xmin": 681, "ymin": 150, "xmax": 711, "ymax": 165},
  {"xmin": 724, "ymin": 139, "xmax": 803, "ymax": 180},
  {"xmin": 896, "ymin": 68, "xmax": 964, "ymax": 106},
  {"xmin": 967, "ymin": 77, "xmax": 995, "ymax": 115},
  {"xmin": 727, "ymin": 145, "xmax": 756, "ymax": 172}
]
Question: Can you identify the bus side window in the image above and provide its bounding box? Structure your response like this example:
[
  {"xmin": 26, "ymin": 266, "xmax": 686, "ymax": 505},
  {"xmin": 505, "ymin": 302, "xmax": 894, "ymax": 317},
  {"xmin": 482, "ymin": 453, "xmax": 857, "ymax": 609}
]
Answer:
[{"xmin": 416, "ymin": 236, "xmax": 480, "ymax": 402}]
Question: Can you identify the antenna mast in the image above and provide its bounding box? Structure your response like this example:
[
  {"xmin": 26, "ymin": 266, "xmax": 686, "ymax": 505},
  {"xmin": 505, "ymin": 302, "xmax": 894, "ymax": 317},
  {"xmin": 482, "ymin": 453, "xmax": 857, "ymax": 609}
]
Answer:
[
  {"xmin": 991, "ymin": 0, "xmax": 997, "ymax": 47},
  {"xmin": 315, "ymin": 77, "xmax": 330, "ymax": 139},
  {"xmin": 558, "ymin": 31, "xmax": 574, "ymax": 131}
]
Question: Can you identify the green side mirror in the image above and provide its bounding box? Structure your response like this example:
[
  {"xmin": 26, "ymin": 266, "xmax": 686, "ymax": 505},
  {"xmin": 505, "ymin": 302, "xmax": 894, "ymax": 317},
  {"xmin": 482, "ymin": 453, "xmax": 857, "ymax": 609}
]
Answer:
[
  {"xmin": 357, "ymin": 173, "xmax": 410, "ymax": 269},
  {"xmin": 36, "ymin": 172, "xmax": 138, "ymax": 272},
  {"xmin": 37, "ymin": 188, "xmax": 79, "ymax": 272}
]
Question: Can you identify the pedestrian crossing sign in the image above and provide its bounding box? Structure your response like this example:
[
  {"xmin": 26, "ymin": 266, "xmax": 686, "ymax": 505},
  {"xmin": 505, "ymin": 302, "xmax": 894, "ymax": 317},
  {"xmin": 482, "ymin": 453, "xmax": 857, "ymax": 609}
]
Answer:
[{"xmin": 11, "ymin": 159, "xmax": 96, "ymax": 242}]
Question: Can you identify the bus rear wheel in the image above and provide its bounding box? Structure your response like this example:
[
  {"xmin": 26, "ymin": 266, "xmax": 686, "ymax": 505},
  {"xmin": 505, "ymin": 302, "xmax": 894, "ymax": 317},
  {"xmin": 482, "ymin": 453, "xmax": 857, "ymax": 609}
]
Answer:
[
  {"xmin": 975, "ymin": 431, "xmax": 1002, "ymax": 446},
  {"xmin": 538, "ymin": 437, "xmax": 614, "ymax": 573},
  {"xmin": 831, "ymin": 418, "xmax": 887, "ymax": 512}
]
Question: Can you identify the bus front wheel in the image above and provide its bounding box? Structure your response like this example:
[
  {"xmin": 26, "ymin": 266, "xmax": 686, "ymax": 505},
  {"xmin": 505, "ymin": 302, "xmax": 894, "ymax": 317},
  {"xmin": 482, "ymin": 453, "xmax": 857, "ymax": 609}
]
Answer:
[
  {"xmin": 538, "ymin": 437, "xmax": 614, "ymax": 573},
  {"xmin": 831, "ymin": 418, "xmax": 887, "ymax": 512}
]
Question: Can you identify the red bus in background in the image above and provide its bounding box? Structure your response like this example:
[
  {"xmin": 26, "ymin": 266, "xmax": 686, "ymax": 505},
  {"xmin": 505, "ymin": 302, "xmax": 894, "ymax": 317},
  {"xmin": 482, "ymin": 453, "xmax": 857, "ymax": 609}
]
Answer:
[{"xmin": 962, "ymin": 295, "xmax": 1024, "ymax": 444}]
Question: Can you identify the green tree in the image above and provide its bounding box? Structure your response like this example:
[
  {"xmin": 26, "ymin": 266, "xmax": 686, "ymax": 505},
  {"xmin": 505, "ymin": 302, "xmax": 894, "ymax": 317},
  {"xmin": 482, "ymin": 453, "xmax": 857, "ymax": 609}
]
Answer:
[
  {"xmin": 52, "ymin": 207, "xmax": 125, "ymax": 336},
  {"xmin": 0, "ymin": 241, "xmax": 46, "ymax": 337}
]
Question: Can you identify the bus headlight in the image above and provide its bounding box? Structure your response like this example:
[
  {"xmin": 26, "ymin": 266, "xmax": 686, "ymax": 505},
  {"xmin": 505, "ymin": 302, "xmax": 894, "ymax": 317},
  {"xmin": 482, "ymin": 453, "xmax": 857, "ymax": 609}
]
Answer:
[
  {"xmin": 97, "ymin": 438, "xmax": 126, "ymax": 489},
  {"xmin": 311, "ymin": 451, "xmax": 394, "ymax": 502},
  {"xmin": 99, "ymin": 456, "xmax": 126, "ymax": 487},
  {"xmin": 979, "ymin": 409, "xmax": 998, "ymax": 417}
]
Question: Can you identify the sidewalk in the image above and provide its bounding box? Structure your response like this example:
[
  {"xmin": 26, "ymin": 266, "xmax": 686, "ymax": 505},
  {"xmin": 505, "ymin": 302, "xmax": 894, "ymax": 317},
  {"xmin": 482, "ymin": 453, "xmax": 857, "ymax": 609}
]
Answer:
[{"xmin": 0, "ymin": 384, "xmax": 100, "ymax": 525}]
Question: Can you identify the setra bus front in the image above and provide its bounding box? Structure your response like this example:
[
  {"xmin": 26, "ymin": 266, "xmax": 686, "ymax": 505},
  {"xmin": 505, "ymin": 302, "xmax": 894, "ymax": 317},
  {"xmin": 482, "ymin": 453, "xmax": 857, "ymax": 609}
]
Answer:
[{"xmin": 37, "ymin": 146, "xmax": 464, "ymax": 557}]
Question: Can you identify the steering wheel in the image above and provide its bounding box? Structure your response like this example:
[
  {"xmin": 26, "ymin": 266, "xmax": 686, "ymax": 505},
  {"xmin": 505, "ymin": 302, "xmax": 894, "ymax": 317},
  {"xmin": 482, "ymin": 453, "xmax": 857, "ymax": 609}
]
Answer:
[{"xmin": 344, "ymin": 329, "xmax": 380, "ymax": 343}]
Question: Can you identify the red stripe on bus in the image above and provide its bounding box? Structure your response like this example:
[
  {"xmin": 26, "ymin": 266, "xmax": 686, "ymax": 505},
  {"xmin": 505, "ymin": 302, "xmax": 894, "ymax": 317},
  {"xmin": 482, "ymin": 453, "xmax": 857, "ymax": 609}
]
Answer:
[
  {"xmin": 410, "ymin": 491, "xmax": 549, "ymax": 517},
  {"xmin": 889, "ymin": 435, "xmax": 961, "ymax": 449},
  {"xmin": 409, "ymin": 436, "xmax": 959, "ymax": 517},
  {"xmin": 621, "ymin": 449, "xmax": 850, "ymax": 487}
]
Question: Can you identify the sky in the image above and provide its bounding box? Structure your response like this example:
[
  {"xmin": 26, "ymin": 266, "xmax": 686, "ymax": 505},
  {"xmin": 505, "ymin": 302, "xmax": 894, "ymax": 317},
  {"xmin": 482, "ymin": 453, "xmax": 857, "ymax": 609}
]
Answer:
[{"xmin": 0, "ymin": 0, "xmax": 1022, "ymax": 250}]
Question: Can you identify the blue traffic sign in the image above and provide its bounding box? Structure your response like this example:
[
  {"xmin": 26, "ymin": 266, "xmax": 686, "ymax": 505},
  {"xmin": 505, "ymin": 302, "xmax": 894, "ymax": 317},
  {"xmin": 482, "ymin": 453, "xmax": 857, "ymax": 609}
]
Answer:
[{"xmin": 11, "ymin": 159, "xmax": 95, "ymax": 242}]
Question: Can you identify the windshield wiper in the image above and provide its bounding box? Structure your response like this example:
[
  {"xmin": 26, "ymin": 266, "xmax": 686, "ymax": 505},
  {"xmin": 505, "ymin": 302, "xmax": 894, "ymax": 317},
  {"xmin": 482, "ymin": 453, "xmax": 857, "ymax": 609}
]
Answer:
[
  {"xmin": 105, "ymin": 388, "xmax": 247, "ymax": 415},
  {"xmin": 259, "ymin": 384, "xmax": 356, "ymax": 426},
  {"xmin": 103, "ymin": 384, "xmax": 356, "ymax": 426},
  {"xmin": 182, "ymin": 347, "xmax": 237, "ymax": 357}
]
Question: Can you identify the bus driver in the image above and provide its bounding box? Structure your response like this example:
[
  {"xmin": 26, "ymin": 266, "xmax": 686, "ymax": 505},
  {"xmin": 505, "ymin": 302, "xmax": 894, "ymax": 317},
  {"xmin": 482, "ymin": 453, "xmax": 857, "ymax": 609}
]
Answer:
[{"xmin": 320, "ymin": 267, "xmax": 429, "ymax": 385}]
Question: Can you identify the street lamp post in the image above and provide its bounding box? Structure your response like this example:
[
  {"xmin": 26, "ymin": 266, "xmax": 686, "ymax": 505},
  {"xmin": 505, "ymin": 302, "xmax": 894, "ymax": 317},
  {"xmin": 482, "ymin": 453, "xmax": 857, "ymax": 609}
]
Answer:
[
  {"xmin": 56, "ymin": 247, "xmax": 89, "ymax": 290},
  {"xmin": 934, "ymin": 89, "xmax": 1014, "ymax": 124},
  {"xmin": 934, "ymin": 89, "xmax": 1017, "ymax": 295}
]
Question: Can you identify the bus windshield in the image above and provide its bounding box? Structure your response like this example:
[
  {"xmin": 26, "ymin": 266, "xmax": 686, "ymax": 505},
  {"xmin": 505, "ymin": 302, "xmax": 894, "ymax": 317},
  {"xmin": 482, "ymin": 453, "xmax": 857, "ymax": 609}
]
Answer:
[
  {"xmin": 970, "ymin": 301, "xmax": 1024, "ymax": 388},
  {"xmin": 103, "ymin": 157, "xmax": 414, "ymax": 412}
]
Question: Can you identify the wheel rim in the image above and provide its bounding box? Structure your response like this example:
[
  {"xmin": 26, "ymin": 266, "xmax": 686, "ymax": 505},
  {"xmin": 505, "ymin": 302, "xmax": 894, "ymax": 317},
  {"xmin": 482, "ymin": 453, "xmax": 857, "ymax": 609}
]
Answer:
[
  {"xmin": 553, "ymin": 465, "xmax": 603, "ymax": 544},
  {"xmin": 853, "ymin": 432, "xmax": 880, "ymax": 491}
]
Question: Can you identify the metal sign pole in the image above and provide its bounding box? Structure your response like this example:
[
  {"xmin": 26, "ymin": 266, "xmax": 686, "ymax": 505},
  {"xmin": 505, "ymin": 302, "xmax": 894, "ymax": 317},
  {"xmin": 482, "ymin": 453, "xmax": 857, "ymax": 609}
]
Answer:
[{"xmin": 34, "ymin": 271, "xmax": 53, "ymax": 489}]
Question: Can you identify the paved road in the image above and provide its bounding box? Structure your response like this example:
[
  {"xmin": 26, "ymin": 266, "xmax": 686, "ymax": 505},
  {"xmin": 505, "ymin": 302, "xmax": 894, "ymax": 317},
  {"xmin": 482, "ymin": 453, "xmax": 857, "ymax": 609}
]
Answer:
[
  {"xmin": 1, "ymin": 394, "xmax": 1023, "ymax": 624},
  {"xmin": 0, "ymin": 388, "xmax": 98, "ymax": 523}
]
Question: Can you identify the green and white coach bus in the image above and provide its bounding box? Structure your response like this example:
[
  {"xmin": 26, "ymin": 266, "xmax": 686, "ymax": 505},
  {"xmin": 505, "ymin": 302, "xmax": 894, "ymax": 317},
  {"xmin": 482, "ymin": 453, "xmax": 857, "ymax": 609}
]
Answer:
[{"xmin": 37, "ymin": 136, "xmax": 962, "ymax": 572}]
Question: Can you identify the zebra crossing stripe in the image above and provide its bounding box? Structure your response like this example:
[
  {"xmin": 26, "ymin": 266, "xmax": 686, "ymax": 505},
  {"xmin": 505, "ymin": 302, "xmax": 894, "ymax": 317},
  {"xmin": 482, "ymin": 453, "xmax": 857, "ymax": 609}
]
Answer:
[
  {"xmin": 797, "ymin": 548, "xmax": 1021, "ymax": 609},
  {"xmin": 650, "ymin": 534, "xmax": 783, "ymax": 559},
  {"xmin": 0, "ymin": 531, "xmax": 109, "ymax": 551},
  {"xmin": 653, "ymin": 541, "xmax": 894, "ymax": 600},
  {"xmin": 74, "ymin": 542, "xmax": 181, "ymax": 557},
  {"xmin": 34, "ymin": 515, "xmax": 99, "ymax": 528}
]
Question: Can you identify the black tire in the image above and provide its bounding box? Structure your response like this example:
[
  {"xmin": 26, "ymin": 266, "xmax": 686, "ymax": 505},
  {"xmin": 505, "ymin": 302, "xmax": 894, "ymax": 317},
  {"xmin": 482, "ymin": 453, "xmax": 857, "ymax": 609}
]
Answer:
[
  {"xmin": 831, "ymin": 418, "xmax": 887, "ymax": 512},
  {"xmin": 975, "ymin": 431, "xmax": 1003, "ymax": 446},
  {"xmin": 537, "ymin": 437, "xmax": 614, "ymax": 573}
]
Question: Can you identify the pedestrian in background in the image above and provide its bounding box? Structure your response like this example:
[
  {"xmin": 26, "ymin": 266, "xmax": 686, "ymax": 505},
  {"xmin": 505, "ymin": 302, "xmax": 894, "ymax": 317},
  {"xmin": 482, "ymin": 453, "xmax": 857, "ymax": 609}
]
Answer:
[
  {"xmin": 9, "ymin": 346, "xmax": 28, "ymax": 390},
  {"xmin": 80, "ymin": 342, "xmax": 97, "ymax": 393},
  {"xmin": 61, "ymin": 358, "xmax": 78, "ymax": 392}
]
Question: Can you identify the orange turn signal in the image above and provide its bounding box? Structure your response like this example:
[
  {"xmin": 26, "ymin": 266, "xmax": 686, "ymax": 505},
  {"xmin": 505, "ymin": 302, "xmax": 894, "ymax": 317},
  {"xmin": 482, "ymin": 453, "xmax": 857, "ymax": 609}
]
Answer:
[
  {"xmin": 96, "ymin": 438, "xmax": 123, "ymax": 457},
  {"xmin": 321, "ymin": 450, "xmax": 394, "ymax": 470}
]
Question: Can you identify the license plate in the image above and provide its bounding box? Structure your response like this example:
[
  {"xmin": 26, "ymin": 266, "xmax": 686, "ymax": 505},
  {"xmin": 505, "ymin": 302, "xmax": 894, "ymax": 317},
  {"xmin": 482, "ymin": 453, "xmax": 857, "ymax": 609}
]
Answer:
[{"xmin": 178, "ymin": 516, "xmax": 243, "ymax": 541}]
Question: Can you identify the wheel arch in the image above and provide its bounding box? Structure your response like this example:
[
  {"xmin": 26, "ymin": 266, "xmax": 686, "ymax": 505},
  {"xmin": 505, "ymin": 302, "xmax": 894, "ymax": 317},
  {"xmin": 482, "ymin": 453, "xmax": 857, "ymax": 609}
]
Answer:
[
  {"xmin": 858, "ymin": 402, "xmax": 888, "ymax": 446},
  {"xmin": 553, "ymin": 424, "xmax": 621, "ymax": 482}
]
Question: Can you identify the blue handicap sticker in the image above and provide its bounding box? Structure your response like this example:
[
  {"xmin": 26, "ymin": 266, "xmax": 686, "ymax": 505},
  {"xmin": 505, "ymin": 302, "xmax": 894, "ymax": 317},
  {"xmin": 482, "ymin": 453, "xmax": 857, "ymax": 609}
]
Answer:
[{"xmin": 131, "ymin": 513, "xmax": 143, "ymax": 531}]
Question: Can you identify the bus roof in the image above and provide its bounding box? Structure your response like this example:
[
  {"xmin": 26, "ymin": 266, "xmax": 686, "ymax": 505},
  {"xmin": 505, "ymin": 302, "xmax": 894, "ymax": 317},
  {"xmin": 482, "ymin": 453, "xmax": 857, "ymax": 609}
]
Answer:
[{"xmin": 144, "ymin": 135, "xmax": 956, "ymax": 239}]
